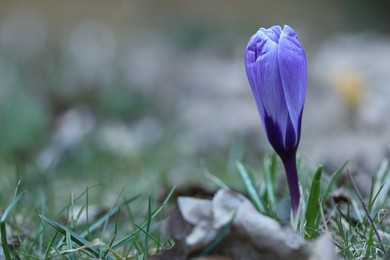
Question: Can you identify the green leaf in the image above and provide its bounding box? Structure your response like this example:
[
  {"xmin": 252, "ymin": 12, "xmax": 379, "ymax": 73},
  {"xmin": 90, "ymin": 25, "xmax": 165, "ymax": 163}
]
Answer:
[
  {"xmin": 236, "ymin": 161, "xmax": 265, "ymax": 213},
  {"xmin": 305, "ymin": 165, "xmax": 322, "ymax": 239},
  {"xmin": 262, "ymin": 154, "xmax": 277, "ymax": 204},
  {"xmin": 134, "ymin": 223, "xmax": 165, "ymax": 251},
  {"xmin": 43, "ymin": 231, "xmax": 59, "ymax": 259},
  {"xmin": 80, "ymin": 194, "xmax": 141, "ymax": 238},
  {"xmin": 201, "ymin": 164, "xmax": 229, "ymax": 189},
  {"xmin": 65, "ymin": 230, "xmax": 75, "ymax": 260},
  {"xmin": 1, "ymin": 191, "xmax": 26, "ymax": 260},
  {"xmin": 39, "ymin": 215, "xmax": 101, "ymax": 258},
  {"xmin": 368, "ymin": 182, "xmax": 385, "ymax": 212},
  {"xmin": 111, "ymin": 185, "xmax": 176, "ymax": 250},
  {"xmin": 365, "ymin": 227, "xmax": 374, "ymax": 257},
  {"xmin": 322, "ymin": 160, "xmax": 348, "ymax": 206},
  {"xmin": 144, "ymin": 197, "xmax": 152, "ymax": 259}
]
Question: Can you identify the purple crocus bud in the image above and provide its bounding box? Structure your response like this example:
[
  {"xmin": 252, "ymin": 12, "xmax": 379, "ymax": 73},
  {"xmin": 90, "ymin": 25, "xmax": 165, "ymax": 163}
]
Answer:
[{"xmin": 244, "ymin": 25, "xmax": 307, "ymax": 215}]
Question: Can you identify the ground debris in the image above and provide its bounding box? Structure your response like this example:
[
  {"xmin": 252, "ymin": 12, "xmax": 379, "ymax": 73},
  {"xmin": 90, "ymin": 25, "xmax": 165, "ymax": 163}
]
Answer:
[{"xmin": 152, "ymin": 189, "xmax": 337, "ymax": 260}]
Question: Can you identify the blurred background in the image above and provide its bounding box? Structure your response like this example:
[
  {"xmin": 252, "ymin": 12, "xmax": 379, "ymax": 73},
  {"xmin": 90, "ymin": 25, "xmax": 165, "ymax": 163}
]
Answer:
[{"xmin": 1, "ymin": 0, "xmax": 390, "ymax": 202}]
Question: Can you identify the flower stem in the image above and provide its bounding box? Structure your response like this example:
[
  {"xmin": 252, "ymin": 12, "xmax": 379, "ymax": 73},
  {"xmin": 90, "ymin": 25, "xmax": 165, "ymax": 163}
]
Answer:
[{"xmin": 282, "ymin": 153, "xmax": 300, "ymax": 216}]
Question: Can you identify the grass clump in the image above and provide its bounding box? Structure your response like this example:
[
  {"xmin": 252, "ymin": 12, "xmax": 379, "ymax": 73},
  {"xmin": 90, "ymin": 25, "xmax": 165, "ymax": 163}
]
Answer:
[
  {"xmin": 0, "ymin": 181, "xmax": 175, "ymax": 259},
  {"xmin": 1, "ymin": 154, "xmax": 390, "ymax": 259},
  {"xmin": 229, "ymin": 155, "xmax": 390, "ymax": 259}
]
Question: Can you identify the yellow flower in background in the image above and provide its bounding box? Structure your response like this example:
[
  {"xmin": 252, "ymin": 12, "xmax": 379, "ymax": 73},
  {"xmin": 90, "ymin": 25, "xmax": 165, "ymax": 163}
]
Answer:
[{"xmin": 331, "ymin": 69, "xmax": 365, "ymax": 110}]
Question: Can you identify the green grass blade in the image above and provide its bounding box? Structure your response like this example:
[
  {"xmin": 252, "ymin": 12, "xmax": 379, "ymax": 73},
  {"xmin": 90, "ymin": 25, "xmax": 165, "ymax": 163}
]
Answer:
[
  {"xmin": 39, "ymin": 215, "xmax": 101, "ymax": 257},
  {"xmin": 1, "ymin": 191, "xmax": 26, "ymax": 260},
  {"xmin": 236, "ymin": 161, "xmax": 265, "ymax": 213},
  {"xmin": 43, "ymin": 231, "xmax": 58, "ymax": 259},
  {"xmin": 365, "ymin": 227, "xmax": 374, "ymax": 258},
  {"xmin": 80, "ymin": 194, "xmax": 141, "ymax": 238},
  {"xmin": 111, "ymin": 213, "xmax": 121, "ymax": 249},
  {"xmin": 262, "ymin": 154, "xmax": 276, "ymax": 204},
  {"xmin": 101, "ymin": 210, "xmax": 121, "ymax": 259},
  {"xmin": 368, "ymin": 182, "xmax": 385, "ymax": 212},
  {"xmin": 85, "ymin": 187, "xmax": 90, "ymax": 238},
  {"xmin": 65, "ymin": 230, "xmax": 75, "ymax": 260},
  {"xmin": 323, "ymin": 160, "xmax": 348, "ymax": 206},
  {"xmin": 151, "ymin": 184, "xmax": 176, "ymax": 218},
  {"xmin": 100, "ymin": 189, "xmax": 126, "ymax": 258},
  {"xmin": 202, "ymin": 164, "xmax": 229, "ymax": 189},
  {"xmin": 348, "ymin": 170, "xmax": 387, "ymax": 256},
  {"xmin": 144, "ymin": 197, "xmax": 152, "ymax": 259},
  {"xmin": 111, "ymin": 229, "xmax": 140, "ymax": 251},
  {"xmin": 14, "ymin": 251, "xmax": 40, "ymax": 259},
  {"xmin": 305, "ymin": 165, "xmax": 322, "ymax": 239},
  {"xmin": 134, "ymin": 224, "xmax": 164, "ymax": 250},
  {"xmin": 54, "ymin": 184, "xmax": 101, "ymax": 218},
  {"xmin": 111, "ymin": 185, "xmax": 176, "ymax": 250},
  {"xmin": 0, "ymin": 223, "xmax": 13, "ymax": 258},
  {"xmin": 39, "ymin": 189, "xmax": 46, "ymax": 259}
]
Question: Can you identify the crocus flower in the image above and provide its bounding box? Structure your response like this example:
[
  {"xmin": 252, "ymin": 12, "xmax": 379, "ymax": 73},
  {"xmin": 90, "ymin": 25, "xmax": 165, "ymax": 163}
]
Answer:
[{"xmin": 244, "ymin": 25, "xmax": 307, "ymax": 215}]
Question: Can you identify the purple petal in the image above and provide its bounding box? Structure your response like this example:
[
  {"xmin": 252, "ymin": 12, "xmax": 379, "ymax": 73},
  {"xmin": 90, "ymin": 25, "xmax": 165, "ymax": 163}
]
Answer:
[
  {"xmin": 245, "ymin": 28, "xmax": 290, "ymax": 153},
  {"xmin": 278, "ymin": 25, "xmax": 307, "ymax": 144},
  {"xmin": 261, "ymin": 25, "xmax": 282, "ymax": 43}
]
